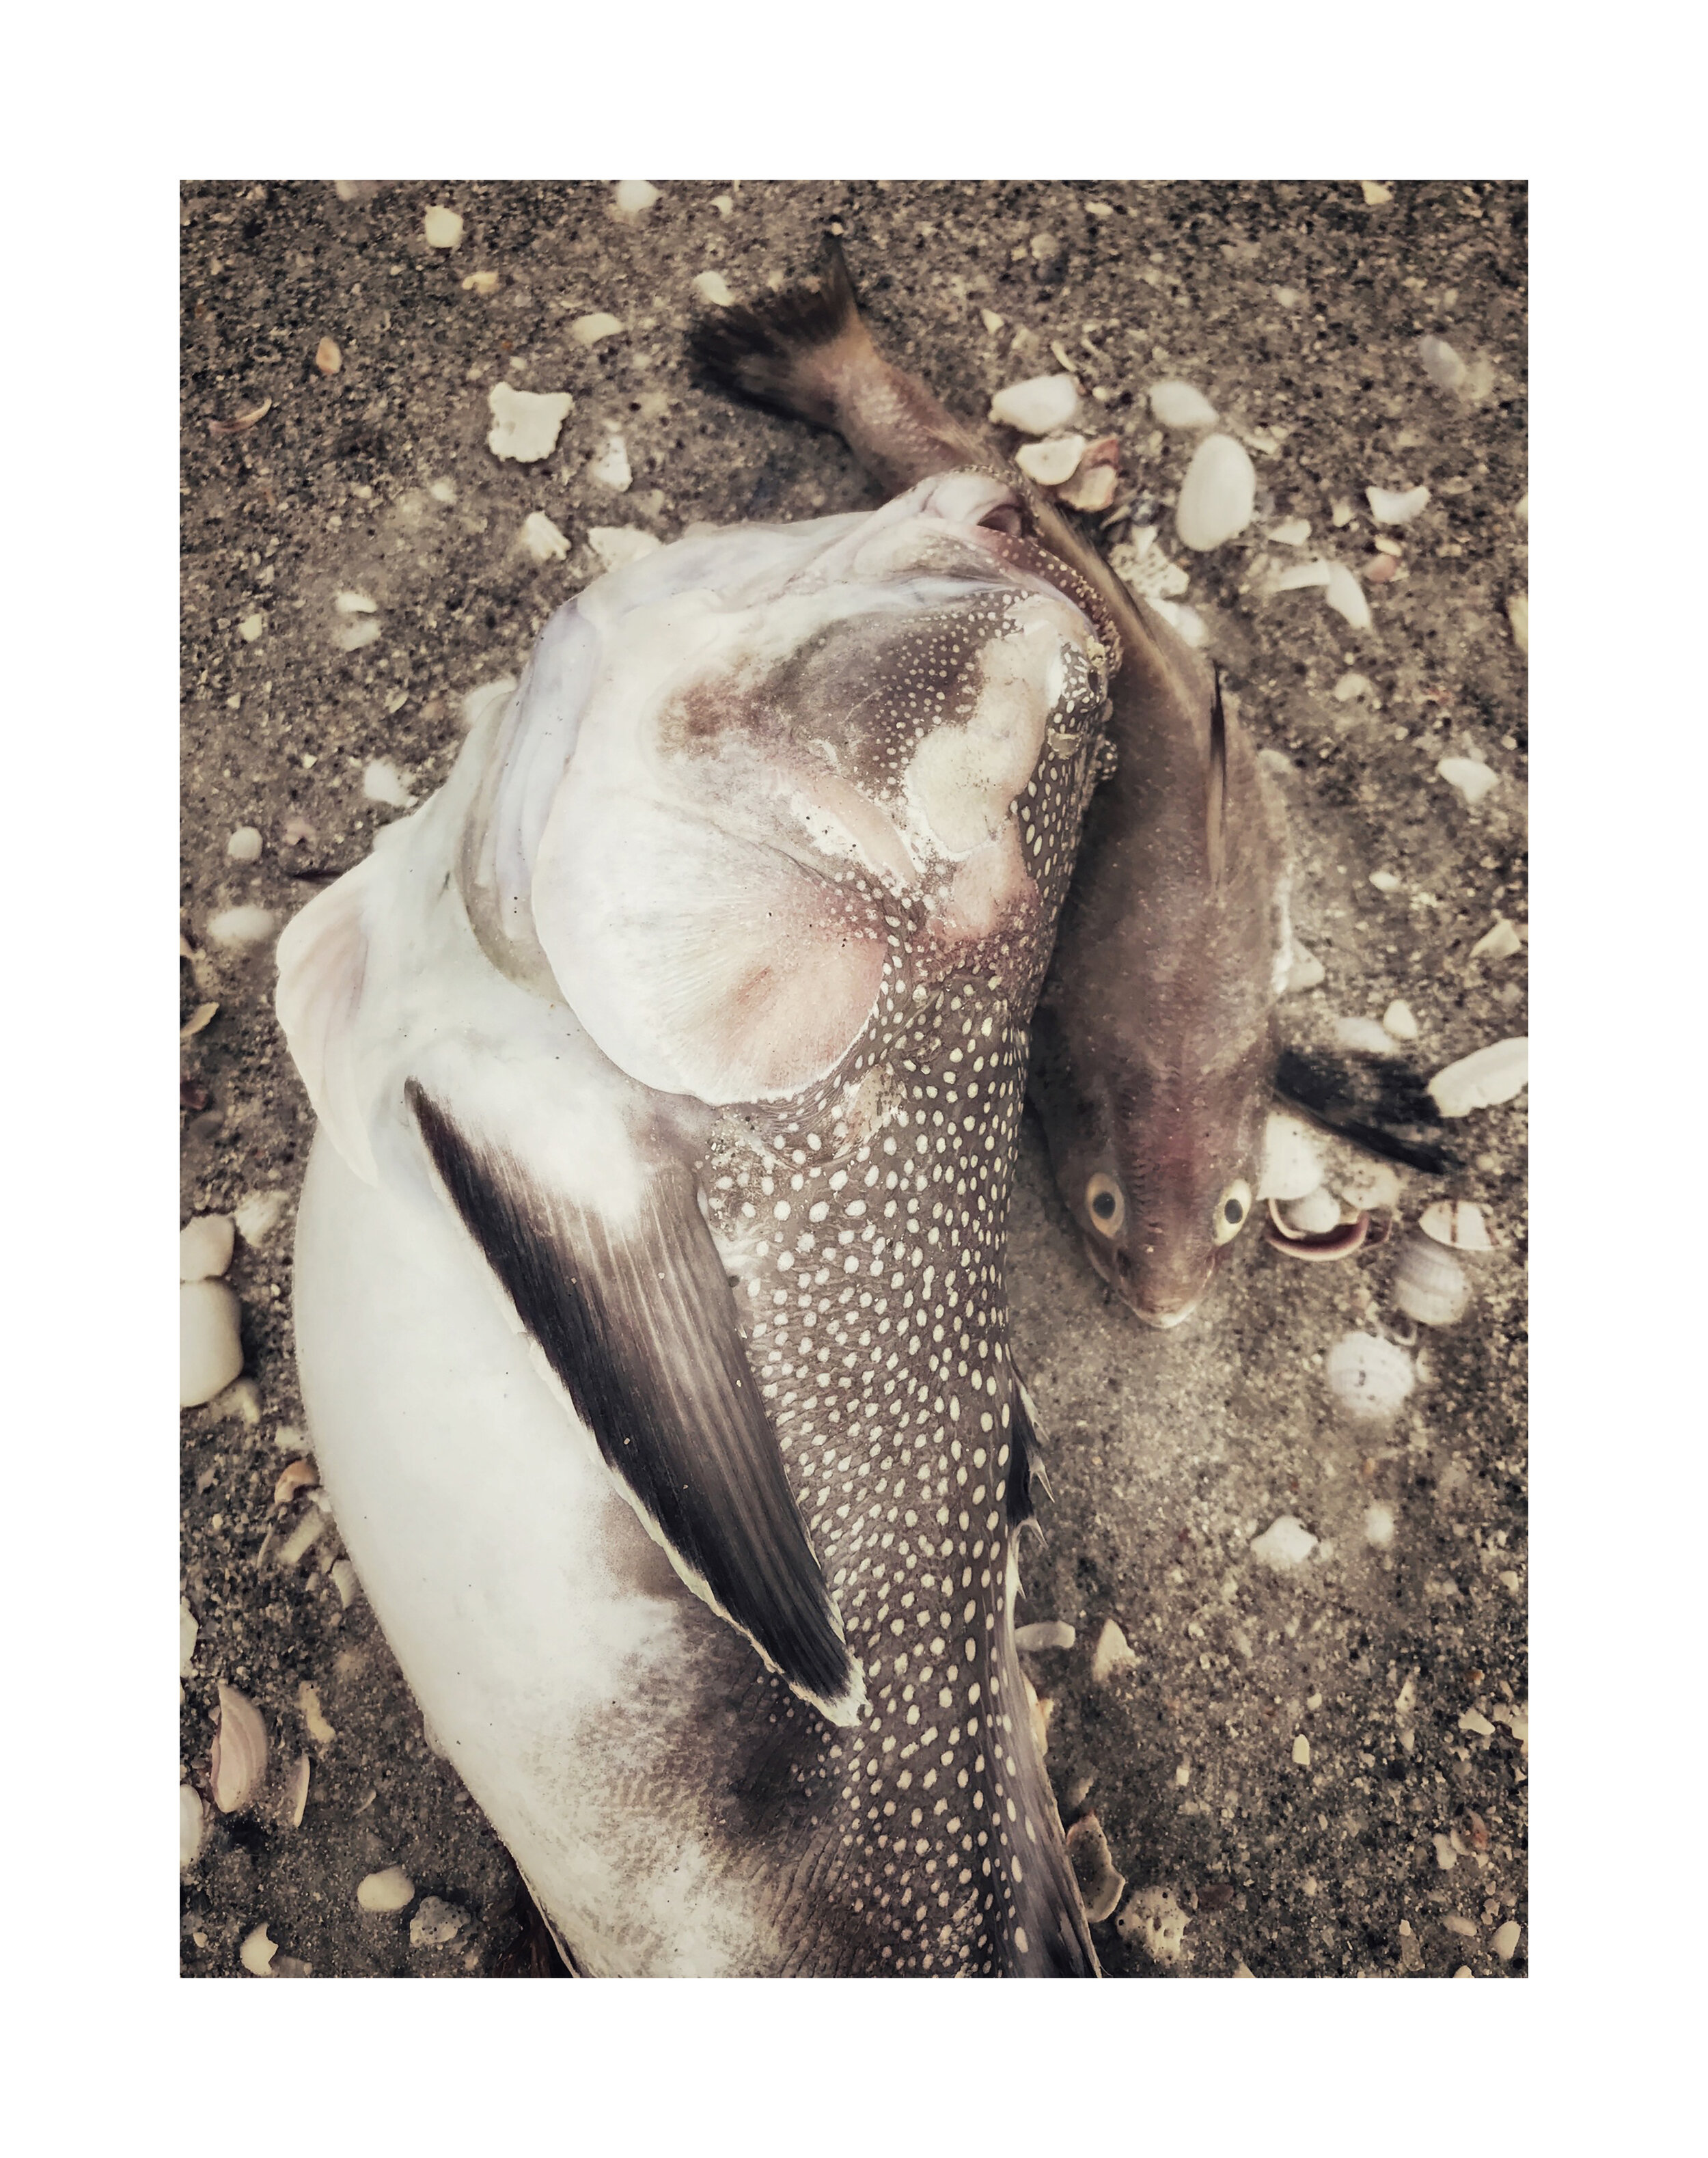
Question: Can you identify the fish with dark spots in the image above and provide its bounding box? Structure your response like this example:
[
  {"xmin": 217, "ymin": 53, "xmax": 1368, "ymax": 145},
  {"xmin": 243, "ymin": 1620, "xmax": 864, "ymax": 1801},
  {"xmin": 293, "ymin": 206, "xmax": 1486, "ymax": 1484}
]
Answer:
[
  {"xmin": 278, "ymin": 469, "xmax": 1110, "ymax": 1976},
  {"xmin": 695, "ymin": 242, "xmax": 1297, "ymax": 1326}
]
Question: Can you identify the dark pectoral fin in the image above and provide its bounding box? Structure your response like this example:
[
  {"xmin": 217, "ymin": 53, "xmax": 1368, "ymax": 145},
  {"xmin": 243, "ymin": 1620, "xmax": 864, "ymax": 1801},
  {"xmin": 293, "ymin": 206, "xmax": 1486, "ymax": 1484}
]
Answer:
[
  {"xmin": 1006, "ymin": 1367, "xmax": 1052, "ymax": 1530},
  {"xmin": 408, "ymin": 1082, "xmax": 864, "ymax": 1726},
  {"xmin": 1274, "ymin": 1048, "xmax": 1463, "ymax": 1177}
]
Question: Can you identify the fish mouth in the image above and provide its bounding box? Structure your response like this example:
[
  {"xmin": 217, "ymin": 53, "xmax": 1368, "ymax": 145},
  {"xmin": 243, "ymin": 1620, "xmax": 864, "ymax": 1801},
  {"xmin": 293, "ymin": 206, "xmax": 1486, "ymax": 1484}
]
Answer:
[{"xmin": 1079, "ymin": 1234, "xmax": 1212, "ymax": 1329}]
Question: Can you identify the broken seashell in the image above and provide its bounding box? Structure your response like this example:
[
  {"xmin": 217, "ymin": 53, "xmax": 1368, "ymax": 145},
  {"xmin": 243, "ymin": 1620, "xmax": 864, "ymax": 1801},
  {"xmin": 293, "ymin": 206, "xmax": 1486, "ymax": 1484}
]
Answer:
[
  {"xmin": 1283, "ymin": 939, "xmax": 1325, "ymax": 995},
  {"xmin": 1333, "ymin": 1015, "xmax": 1398, "ymax": 1057},
  {"xmin": 692, "ymin": 270, "xmax": 735, "ymax": 308},
  {"xmin": 410, "ymin": 1897, "xmax": 467, "ymax": 1948},
  {"xmin": 589, "ymin": 434, "xmax": 632, "ymax": 491},
  {"xmin": 1437, "ymin": 756, "xmax": 1499, "ymax": 805},
  {"xmin": 182, "ymin": 1281, "xmax": 243, "ymax": 1406},
  {"xmin": 1470, "ymin": 916, "xmax": 1522, "ymax": 961},
  {"xmin": 1508, "ymin": 593, "xmax": 1528, "ymax": 654},
  {"xmin": 1090, "ymin": 1617, "xmax": 1137, "ymax": 1683},
  {"xmin": 1382, "ymin": 999, "xmax": 1419, "ymax": 1041},
  {"xmin": 273, "ymin": 1457, "xmax": 319, "ymax": 1508},
  {"xmin": 1429, "ymin": 1037, "xmax": 1528, "ymax": 1117},
  {"xmin": 277, "ymin": 1510, "xmax": 326, "ymax": 1568},
  {"xmin": 612, "ymin": 180, "xmax": 660, "ymax": 219},
  {"xmin": 422, "ymin": 205, "xmax": 463, "ymax": 249},
  {"xmin": 1013, "ymin": 1620, "xmax": 1076, "ymax": 1653},
  {"xmin": 180, "ymin": 1002, "xmax": 218, "ymax": 1041},
  {"xmin": 1149, "ymin": 380, "xmax": 1217, "ymax": 429},
  {"xmin": 299, "ymin": 1682, "xmax": 335, "ymax": 1745},
  {"xmin": 357, "ymin": 1866, "xmax": 415, "ymax": 1913},
  {"xmin": 180, "ymin": 1214, "xmax": 235, "ymax": 1282},
  {"xmin": 1015, "ymin": 433, "xmax": 1088, "ymax": 487},
  {"xmin": 240, "ymin": 1923, "xmax": 278, "ymax": 1976},
  {"xmin": 1334, "ymin": 1159, "xmax": 1402, "ymax": 1214},
  {"xmin": 1116, "ymin": 1885, "xmax": 1190, "ymax": 1967},
  {"xmin": 1366, "ymin": 484, "xmax": 1430, "ymax": 525},
  {"xmin": 1251, "ymin": 1515, "xmax": 1317, "ymax": 1570},
  {"xmin": 1323, "ymin": 563, "xmax": 1371, "ymax": 628},
  {"xmin": 1258, "ymin": 1112, "xmax": 1326, "ymax": 1203},
  {"xmin": 1391, "ymin": 1230, "xmax": 1470, "ymax": 1327},
  {"xmin": 486, "ymin": 382, "xmax": 573, "ymax": 464},
  {"xmin": 331, "ymin": 1558, "xmax": 361, "ymax": 1609},
  {"xmin": 1325, "ymin": 1330, "xmax": 1414, "ymax": 1420},
  {"xmin": 570, "ymin": 312, "xmax": 623, "ymax": 346},
  {"xmin": 211, "ymin": 1684, "xmax": 268, "ymax": 1814},
  {"xmin": 1175, "ymin": 434, "xmax": 1256, "ymax": 551},
  {"xmin": 314, "ymin": 337, "xmax": 342, "ymax": 375},
  {"xmin": 180, "ymin": 1596, "xmax": 199, "ymax": 1677},
  {"xmin": 1058, "ymin": 461, "xmax": 1118, "ymax": 512},
  {"xmin": 208, "ymin": 399, "xmax": 271, "ymax": 438},
  {"xmin": 363, "ymin": 759, "xmax": 415, "ymax": 810},
  {"xmin": 989, "ymin": 374, "xmax": 1080, "ymax": 435},
  {"xmin": 233, "ymin": 1190, "xmax": 287, "ymax": 1247},
  {"xmin": 1066, "ymin": 1814, "xmax": 1126, "ymax": 1924},
  {"xmin": 1269, "ymin": 518, "xmax": 1312, "ymax": 547},
  {"xmin": 1418, "ymin": 336, "xmax": 1467, "ymax": 392},
  {"xmin": 333, "ymin": 588, "xmax": 376, "ymax": 615},
  {"xmin": 461, "ymin": 270, "xmax": 499, "ymax": 295},
  {"xmin": 1366, "ymin": 554, "xmax": 1401, "ymax": 584},
  {"xmin": 519, "ymin": 510, "xmax": 570, "ymax": 563},
  {"xmin": 180, "ymin": 1783, "xmax": 206, "ymax": 1868},
  {"xmin": 207, "ymin": 905, "xmax": 278, "ymax": 949},
  {"xmin": 285, "ymin": 1753, "xmax": 311, "ymax": 1828},
  {"xmin": 226, "ymin": 825, "xmax": 262, "ymax": 864},
  {"xmin": 1271, "ymin": 558, "xmax": 1334, "ymax": 592},
  {"xmin": 1419, "ymin": 1199, "xmax": 1495, "ymax": 1252},
  {"xmin": 1360, "ymin": 180, "xmax": 1394, "ymax": 207},
  {"xmin": 1279, "ymin": 1186, "xmax": 1340, "ymax": 1237}
]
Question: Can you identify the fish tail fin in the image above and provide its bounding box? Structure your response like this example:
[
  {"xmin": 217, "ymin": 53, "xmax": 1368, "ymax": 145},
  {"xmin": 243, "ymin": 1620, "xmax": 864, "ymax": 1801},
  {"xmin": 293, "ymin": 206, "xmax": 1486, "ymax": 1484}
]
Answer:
[{"xmin": 690, "ymin": 236, "xmax": 873, "ymax": 432}]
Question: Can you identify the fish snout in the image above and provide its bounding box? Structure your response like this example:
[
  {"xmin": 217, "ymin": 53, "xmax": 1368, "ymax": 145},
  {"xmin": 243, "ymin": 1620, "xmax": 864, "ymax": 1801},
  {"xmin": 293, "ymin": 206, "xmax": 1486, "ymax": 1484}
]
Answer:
[{"xmin": 1082, "ymin": 1232, "xmax": 1215, "ymax": 1330}]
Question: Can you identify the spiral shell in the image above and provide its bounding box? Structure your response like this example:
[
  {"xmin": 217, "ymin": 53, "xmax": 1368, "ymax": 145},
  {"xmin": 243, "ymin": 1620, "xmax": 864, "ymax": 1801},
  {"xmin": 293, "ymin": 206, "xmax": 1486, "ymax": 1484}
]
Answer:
[
  {"xmin": 210, "ymin": 1683, "xmax": 269, "ymax": 1814},
  {"xmin": 1391, "ymin": 1231, "xmax": 1470, "ymax": 1328}
]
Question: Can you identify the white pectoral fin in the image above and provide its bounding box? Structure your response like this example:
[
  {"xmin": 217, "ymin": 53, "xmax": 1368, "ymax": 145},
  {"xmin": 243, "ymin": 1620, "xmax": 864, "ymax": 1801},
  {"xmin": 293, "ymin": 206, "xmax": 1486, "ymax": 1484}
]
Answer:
[
  {"xmin": 406, "ymin": 1079, "xmax": 866, "ymax": 1727},
  {"xmin": 275, "ymin": 861, "xmax": 384, "ymax": 1185}
]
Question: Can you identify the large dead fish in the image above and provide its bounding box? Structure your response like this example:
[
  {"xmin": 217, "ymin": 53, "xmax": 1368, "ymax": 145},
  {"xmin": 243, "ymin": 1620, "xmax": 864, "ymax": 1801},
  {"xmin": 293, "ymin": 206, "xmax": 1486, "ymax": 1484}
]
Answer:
[
  {"xmin": 277, "ymin": 470, "xmax": 1114, "ymax": 1976},
  {"xmin": 695, "ymin": 245, "xmax": 1294, "ymax": 1326}
]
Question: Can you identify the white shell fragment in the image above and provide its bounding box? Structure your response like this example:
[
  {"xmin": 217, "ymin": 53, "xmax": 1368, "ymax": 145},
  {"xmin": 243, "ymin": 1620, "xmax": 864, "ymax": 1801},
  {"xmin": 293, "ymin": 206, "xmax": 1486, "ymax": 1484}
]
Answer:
[
  {"xmin": 1281, "ymin": 1186, "xmax": 1341, "ymax": 1236},
  {"xmin": 286, "ymin": 1753, "xmax": 312, "ymax": 1828},
  {"xmin": 1325, "ymin": 1331, "xmax": 1415, "ymax": 1420},
  {"xmin": 1392, "ymin": 1233, "xmax": 1471, "ymax": 1327},
  {"xmin": 422, "ymin": 205, "xmax": 463, "ymax": 249},
  {"xmin": 588, "ymin": 527, "xmax": 664, "ymax": 573},
  {"xmin": 1335, "ymin": 1159, "xmax": 1401, "ymax": 1213},
  {"xmin": 182, "ymin": 1281, "xmax": 243, "ymax": 1406},
  {"xmin": 989, "ymin": 374, "xmax": 1080, "ymax": 436},
  {"xmin": 1258, "ymin": 1112, "xmax": 1327, "ymax": 1203},
  {"xmin": 1508, "ymin": 594, "xmax": 1529, "ymax": 654},
  {"xmin": 234, "ymin": 1189, "xmax": 287, "ymax": 1246},
  {"xmin": 1271, "ymin": 558, "xmax": 1334, "ymax": 592},
  {"xmin": 1437, "ymin": 757, "xmax": 1499, "ymax": 805},
  {"xmin": 180, "ymin": 1596, "xmax": 199, "ymax": 1676},
  {"xmin": 1366, "ymin": 484, "xmax": 1431, "ymax": 525},
  {"xmin": 570, "ymin": 312, "xmax": 623, "ymax": 346},
  {"xmin": 1175, "ymin": 434, "xmax": 1256, "ymax": 551},
  {"xmin": 1470, "ymin": 917, "xmax": 1522, "ymax": 961},
  {"xmin": 589, "ymin": 434, "xmax": 633, "ymax": 491},
  {"xmin": 1149, "ymin": 380, "xmax": 1217, "ymax": 429},
  {"xmin": 211, "ymin": 1684, "xmax": 269, "ymax": 1814},
  {"xmin": 1014, "ymin": 433, "xmax": 1087, "ymax": 487},
  {"xmin": 410, "ymin": 1897, "xmax": 467, "ymax": 1948},
  {"xmin": 1283, "ymin": 940, "xmax": 1325, "ymax": 994},
  {"xmin": 1091, "ymin": 1618, "xmax": 1138, "ymax": 1683},
  {"xmin": 357, "ymin": 1866, "xmax": 415, "ymax": 1913},
  {"xmin": 1420, "ymin": 1200, "xmax": 1495, "ymax": 1252},
  {"xmin": 1429, "ymin": 1037, "xmax": 1528, "ymax": 1118},
  {"xmin": 334, "ymin": 589, "xmax": 376, "ymax": 615},
  {"xmin": 1250, "ymin": 1515, "xmax": 1319, "ymax": 1570},
  {"xmin": 1066, "ymin": 1814, "xmax": 1126, "ymax": 1924},
  {"xmin": 486, "ymin": 383, "xmax": 573, "ymax": 464},
  {"xmin": 1382, "ymin": 999, "xmax": 1419, "ymax": 1041},
  {"xmin": 180, "ymin": 1214, "xmax": 234, "ymax": 1282},
  {"xmin": 1418, "ymin": 336, "xmax": 1467, "ymax": 392},
  {"xmin": 226, "ymin": 825, "xmax": 262, "ymax": 863},
  {"xmin": 519, "ymin": 510, "xmax": 570, "ymax": 563},
  {"xmin": 1369, "ymin": 869, "xmax": 1401, "ymax": 892},
  {"xmin": 206, "ymin": 905, "xmax": 279, "ymax": 950},
  {"xmin": 612, "ymin": 180, "xmax": 660, "ymax": 219},
  {"xmin": 362, "ymin": 759, "xmax": 415, "ymax": 810},
  {"xmin": 1013, "ymin": 1621, "xmax": 1076, "ymax": 1652},
  {"xmin": 1323, "ymin": 563, "xmax": 1372, "ymax": 628},
  {"xmin": 1333, "ymin": 672, "xmax": 1372, "ymax": 702},
  {"xmin": 1269, "ymin": 518, "xmax": 1311, "ymax": 546},
  {"xmin": 337, "ymin": 617, "xmax": 381, "ymax": 653},
  {"xmin": 1334, "ymin": 1015, "xmax": 1397, "ymax": 1056},
  {"xmin": 180, "ymin": 1784, "xmax": 206, "ymax": 1869},
  {"xmin": 692, "ymin": 270, "xmax": 734, "ymax": 308},
  {"xmin": 1058, "ymin": 461, "xmax": 1118, "ymax": 512},
  {"xmin": 1364, "ymin": 1503, "xmax": 1396, "ymax": 1549},
  {"xmin": 1116, "ymin": 1886, "xmax": 1189, "ymax": 1967},
  {"xmin": 240, "ymin": 1923, "xmax": 278, "ymax": 1976}
]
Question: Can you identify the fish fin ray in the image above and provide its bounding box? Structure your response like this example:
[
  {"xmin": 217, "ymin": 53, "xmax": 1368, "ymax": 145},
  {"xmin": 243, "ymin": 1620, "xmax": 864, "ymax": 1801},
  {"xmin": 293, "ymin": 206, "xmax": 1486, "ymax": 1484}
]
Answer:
[
  {"xmin": 689, "ymin": 236, "xmax": 871, "ymax": 429},
  {"xmin": 407, "ymin": 1081, "xmax": 865, "ymax": 1726}
]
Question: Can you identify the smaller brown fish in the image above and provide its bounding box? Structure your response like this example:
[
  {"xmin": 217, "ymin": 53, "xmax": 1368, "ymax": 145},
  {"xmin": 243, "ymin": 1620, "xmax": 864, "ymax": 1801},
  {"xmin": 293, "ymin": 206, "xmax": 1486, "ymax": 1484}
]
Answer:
[{"xmin": 695, "ymin": 244, "xmax": 1292, "ymax": 1325}]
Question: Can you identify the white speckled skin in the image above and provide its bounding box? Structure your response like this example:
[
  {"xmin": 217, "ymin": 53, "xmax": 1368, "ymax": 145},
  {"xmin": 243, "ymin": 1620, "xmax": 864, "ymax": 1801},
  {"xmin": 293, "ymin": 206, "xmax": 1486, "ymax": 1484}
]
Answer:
[{"xmin": 283, "ymin": 477, "xmax": 1110, "ymax": 1975}]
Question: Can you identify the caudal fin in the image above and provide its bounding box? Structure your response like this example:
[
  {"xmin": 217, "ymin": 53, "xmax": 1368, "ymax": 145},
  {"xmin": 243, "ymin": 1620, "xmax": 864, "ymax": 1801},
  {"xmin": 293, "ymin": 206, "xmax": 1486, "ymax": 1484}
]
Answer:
[{"xmin": 689, "ymin": 237, "xmax": 872, "ymax": 431}]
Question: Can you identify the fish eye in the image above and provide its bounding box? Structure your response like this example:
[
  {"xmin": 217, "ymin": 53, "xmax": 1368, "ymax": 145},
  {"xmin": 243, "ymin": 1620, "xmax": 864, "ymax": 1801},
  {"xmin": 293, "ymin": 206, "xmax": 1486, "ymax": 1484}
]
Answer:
[
  {"xmin": 1211, "ymin": 1179, "xmax": 1253, "ymax": 1246},
  {"xmin": 1085, "ymin": 1173, "xmax": 1125, "ymax": 1237}
]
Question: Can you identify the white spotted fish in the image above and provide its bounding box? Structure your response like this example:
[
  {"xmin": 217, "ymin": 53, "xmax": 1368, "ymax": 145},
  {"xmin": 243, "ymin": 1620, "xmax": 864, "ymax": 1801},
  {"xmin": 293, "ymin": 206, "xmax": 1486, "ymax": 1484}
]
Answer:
[
  {"xmin": 279, "ymin": 469, "xmax": 1112, "ymax": 1975},
  {"xmin": 695, "ymin": 243, "xmax": 1295, "ymax": 1325}
]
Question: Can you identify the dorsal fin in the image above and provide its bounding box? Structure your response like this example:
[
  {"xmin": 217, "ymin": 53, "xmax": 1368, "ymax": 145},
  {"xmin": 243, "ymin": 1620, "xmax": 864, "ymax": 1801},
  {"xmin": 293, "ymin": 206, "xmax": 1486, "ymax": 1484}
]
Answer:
[{"xmin": 1207, "ymin": 664, "xmax": 1229, "ymax": 888}]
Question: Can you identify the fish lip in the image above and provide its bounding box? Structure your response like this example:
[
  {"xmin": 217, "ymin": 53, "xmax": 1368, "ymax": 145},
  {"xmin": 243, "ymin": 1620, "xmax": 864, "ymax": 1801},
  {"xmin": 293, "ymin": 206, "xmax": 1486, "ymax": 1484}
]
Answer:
[{"xmin": 1079, "ymin": 1233, "xmax": 1211, "ymax": 1328}]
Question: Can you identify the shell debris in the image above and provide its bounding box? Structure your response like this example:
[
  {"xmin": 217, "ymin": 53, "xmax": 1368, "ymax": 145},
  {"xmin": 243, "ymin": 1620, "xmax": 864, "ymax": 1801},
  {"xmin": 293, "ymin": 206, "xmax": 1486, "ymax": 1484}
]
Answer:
[
  {"xmin": 180, "ymin": 1784, "xmax": 206, "ymax": 1868},
  {"xmin": 1418, "ymin": 1199, "xmax": 1494, "ymax": 1252},
  {"xmin": 1469, "ymin": 916, "xmax": 1523, "ymax": 961},
  {"xmin": 1508, "ymin": 594, "xmax": 1529, "ymax": 653},
  {"xmin": 571, "ymin": 311, "xmax": 624, "ymax": 346},
  {"xmin": 1090, "ymin": 1617, "xmax": 1138, "ymax": 1683},
  {"xmin": 486, "ymin": 383, "xmax": 573, "ymax": 464},
  {"xmin": 1366, "ymin": 484, "xmax": 1430, "ymax": 525},
  {"xmin": 1066, "ymin": 1814, "xmax": 1126, "ymax": 1924},
  {"xmin": 1013, "ymin": 1620, "xmax": 1076, "ymax": 1652},
  {"xmin": 286, "ymin": 1753, "xmax": 312, "ymax": 1829},
  {"xmin": 410, "ymin": 1897, "xmax": 467, "ymax": 1948},
  {"xmin": 1418, "ymin": 336, "xmax": 1467, "ymax": 392},
  {"xmin": 1148, "ymin": 380, "xmax": 1217, "ymax": 429},
  {"xmin": 180, "ymin": 1215, "xmax": 234, "ymax": 1283},
  {"xmin": 182, "ymin": 1281, "xmax": 243, "ymax": 1407},
  {"xmin": 180, "ymin": 1597, "xmax": 199, "ymax": 1678},
  {"xmin": 519, "ymin": 510, "xmax": 570, "ymax": 563},
  {"xmin": 1437, "ymin": 756, "xmax": 1499, "ymax": 806},
  {"xmin": 233, "ymin": 1190, "xmax": 287, "ymax": 1247},
  {"xmin": 1390, "ymin": 1232, "xmax": 1470, "ymax": 1328},
  {"xmin": 1250, "ymin": 1516, "xmax": 1318, "ymax": 1571},
  {"xmin": 1175, "ymin": 434, "xmax": 1256, "ymax": 551},
  {"xmin": 314, "ymin": 336, "xmax": 341, "ymax": 375},
  {"xmin": 692, "ymin": 271, "xmax": 735, "ymax": 308},
  {"xmin": 1364, "ymin": 1503, "xmax": 1396, "ymax": 1549},
  {"xmin": 1325, "ymin": 1331, "xmax": 1415, "ymax": 1421},
  {"xmin": 1381, "ymin": 999, "xmax": 1419, "ymax": 1041},
  {"xmin": 299, "ymin": 1681, "xmax": 336, "ymax": 1746},
  {"xmin": 1323, "ymin": 563, "xmax": 1371, "ymax": 628},
  {"xmin": 1428, "ymin": 1037, "xmax": 1528, "ymax": 1118},
  {"xmin": 422, "ymin": 205, "xmax": 463, "ymax": 249},
  {"xmin": 1014, "ymin": 433, "xmax": 1087, "ymax": 488},
  {"xmin": 589, "ymin": 434, "xmax": 633, "ymax": 491},
  {"xmin": 225, "ymin": 825, "xmax": 262, "ymax": 863},
  {"xmin": 612, "ymin": 180, "xmax": 660, "ymax": 219},
  {"xmin": 1258, "ymin": 1112, "xmax": 1327, "ymax": 1203},
  {"xmin": 363, "ymin": 760, "xmax": 415, "ymax": 810},
  {"xmin": 206, "ymin": 905, "xmax": 279, "ymax": 950},
  {"xmin": 988, "ymin": 374, "xmax": 1079, "ymax": 435},
  {"xmin": 357, "ymin": 1866, "xmax": 415, "ymax": 1913},
  {"xmin": 210, "ymin": 1684, "xmax": 268, "ymax": 1814},
  {"xmin": 1116, "ymin": 1886, "xmax": 1190, "ymax": 1967},
  {"xmin": 1283, "ymin": 940, "xmax": 1325, "ymax": 994},
  {"xmin": 240, "ymin": 1923, "xmax": 278, "ymax": 1976}
]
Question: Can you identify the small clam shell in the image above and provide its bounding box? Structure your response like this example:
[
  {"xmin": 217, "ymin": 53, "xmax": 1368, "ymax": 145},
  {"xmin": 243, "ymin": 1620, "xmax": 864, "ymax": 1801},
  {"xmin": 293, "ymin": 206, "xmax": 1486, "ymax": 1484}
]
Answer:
[
  {"xmin": 1281, "ymin": 1186, "xmax": 1341, "ymax": 1236},
  {"xmin": 210, "ymin": 1683, "xmax": 269, "ymax": 1814},
  {"xmin": 1325, "ymin": 1330, "xmax": 1415, "ymax": 1420},
  {"xmin": 1418, "ymin": 1199, "xmax": 1495, "ymax": 1252},
  {"xmin": 180, "ymin": 1784, "xmax": 206, "ymax": 1869},
  {"xmin": 1391, "ymin": 1231, "xmax": 1471, "ymax": 1326}
]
